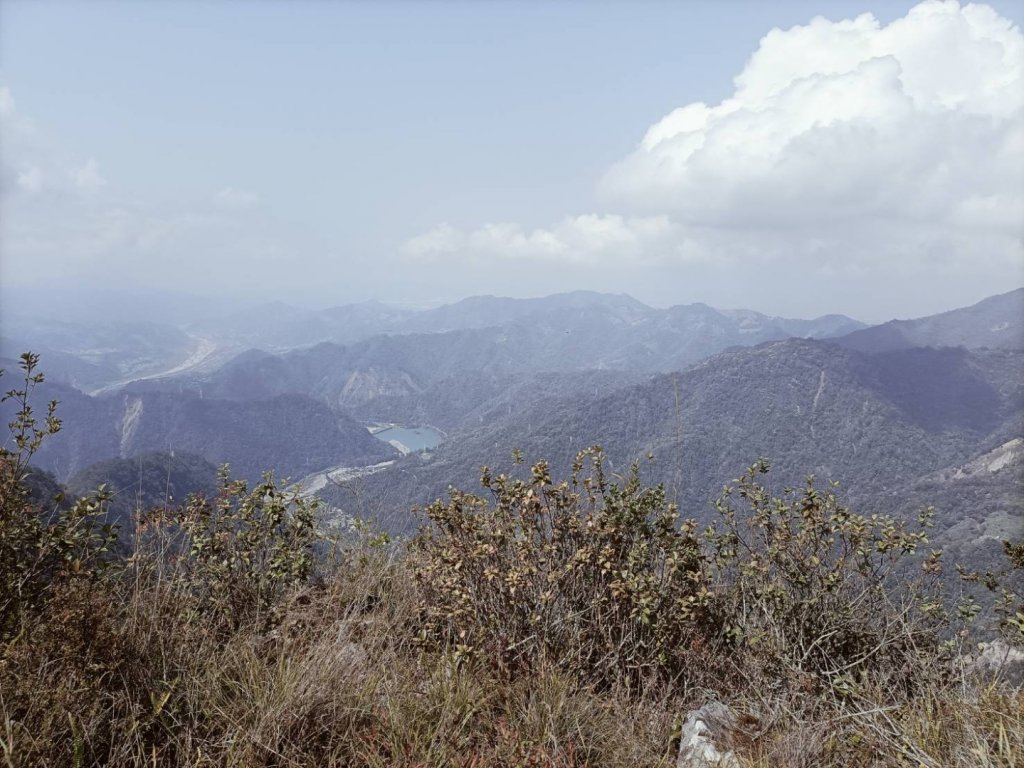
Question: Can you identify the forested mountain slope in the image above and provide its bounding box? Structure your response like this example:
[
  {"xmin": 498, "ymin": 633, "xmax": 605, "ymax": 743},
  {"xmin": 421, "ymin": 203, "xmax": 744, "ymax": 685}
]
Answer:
[
  {"xmin": 0, "ymin": 381, "xmax": 394, "ymax": 483},
  {"xmin": 836, "ymin": 288, "xmax": 1024, "ymax": 353},
  {"xmin": 337, "ymin": 341, "xmax": 1023, "ymax": 539},
  {"xmin": 67, "ymin": 451, "xmax": 219, "ymax": 531}
]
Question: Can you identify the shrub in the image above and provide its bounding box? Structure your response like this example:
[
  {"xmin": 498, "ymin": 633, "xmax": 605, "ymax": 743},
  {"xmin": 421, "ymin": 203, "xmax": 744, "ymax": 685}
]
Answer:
[
  {"xmin": 414, "ymin": 447, "xmax": 711, "ymax": 690},
  {"xmin": 957, "ymin": 538, "xmax": 1024, "ymax": 644},
  {"xmin": 136, "ymin": 466, "xmax": 321, "ymax": 632},
  {"xmin": 703, "ymin": 459, "xmax": 947, "ymax": 699},
  {"xmin": 414, "ymin": 450, "xmax": 950, "ymax": 701},
  {"xmin": 0, "ymin": 353, "xmax": 117, "ymax": 640}
]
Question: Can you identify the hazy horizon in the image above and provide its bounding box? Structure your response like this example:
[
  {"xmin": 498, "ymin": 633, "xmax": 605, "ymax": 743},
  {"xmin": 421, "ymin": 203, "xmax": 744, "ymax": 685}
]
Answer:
[{"xmin": 3, "ymin": 0, "xmax": 1023, "ymax": 324}]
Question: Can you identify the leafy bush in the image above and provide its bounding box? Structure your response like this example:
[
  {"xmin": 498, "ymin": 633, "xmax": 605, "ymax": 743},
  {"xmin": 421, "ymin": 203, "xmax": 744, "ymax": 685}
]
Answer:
[
  {"xmin": 160, "ymin": 467, "xmax": 321, "ymax": 630},
  {"xmin": 413, "ymin": 447, "xmax": 710, "ymax": 690},
  {"xmin": 703, "ymin": 459, "xmax": 946, "ymax": 698},
  {"xmin": 0, "ymin": 353, "xmax": 117, "ymax": 639},
  {"xmin": 958, "ymin": 538, "xmax": 1024, "ymax": 643},
  {"xmin": 414, "ymin": 449, "xmax": 951, "ymax": 700}
]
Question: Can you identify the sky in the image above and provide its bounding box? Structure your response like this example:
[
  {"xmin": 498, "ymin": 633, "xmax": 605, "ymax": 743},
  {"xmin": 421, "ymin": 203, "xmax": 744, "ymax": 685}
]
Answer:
[{"xmin": 1, "ymin": 0, "xmax": 1022, "ymax": 323}]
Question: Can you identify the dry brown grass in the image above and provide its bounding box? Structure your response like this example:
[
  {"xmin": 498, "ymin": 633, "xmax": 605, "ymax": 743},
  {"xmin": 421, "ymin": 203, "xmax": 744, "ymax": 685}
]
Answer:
[
  {"xmin": 0, "ymin": 545, "xmax": 684, "ymax": 767},
  {"xmin": 1, "ymin": 532, "xmax": 1020, "ymax": 768}
]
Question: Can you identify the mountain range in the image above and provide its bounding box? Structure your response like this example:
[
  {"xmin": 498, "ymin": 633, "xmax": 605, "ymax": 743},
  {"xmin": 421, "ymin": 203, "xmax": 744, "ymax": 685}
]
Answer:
[
  {"xmin": 2, "ymin": 286, "xmax": 1021, "ymax": 571},
  {"xmin": 2, "ymin": 290, "xmax": 867, "ymax": 396}
]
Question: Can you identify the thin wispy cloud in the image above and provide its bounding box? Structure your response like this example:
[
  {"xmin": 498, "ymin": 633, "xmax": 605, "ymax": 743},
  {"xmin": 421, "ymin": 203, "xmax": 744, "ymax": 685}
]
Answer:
[{"xmin": 0, "ymin": 85, "xmax": 298, "ymax": 294}]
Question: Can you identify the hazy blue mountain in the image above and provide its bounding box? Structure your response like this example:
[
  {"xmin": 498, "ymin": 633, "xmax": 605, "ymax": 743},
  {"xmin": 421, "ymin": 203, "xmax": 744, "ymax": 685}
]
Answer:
[
  {"xmin": 0, "ymin": 345, "xmax": 116, "ymax": 393},
  {"xmin": 396, "ymin": 291, "xmax": 652, "ymax": 334},
  {"xmin": 391, "ymin": 291, "xmax": 866, "ymax": 341},
  {"xmin": 185, "ymin": 290, "xmax": 864, "ymax": 360},
  {"xmin": 835, "ymin": 288, "xmax": 1024, "ymax": 353},
  {"xmin": 131, "ymin": 293, "xmax": 864, "ymax": 415},
  {"xmin": 190, "ymin": 299, "xmax": 415, "ymax": 352},
  {"xmin": 0, "ymin": 318, "xmax": 193, "ymax": 373},
  {"xmin": 0, "ymin": 317, "xmax": 198, "ymax": 394},
  {"xmin": 7, "ymin": 291, "xmax": 866, "ymax": 402},
  {"xmin": 319, "ymin": 299, "xmax": 417, "ymax": 339}
]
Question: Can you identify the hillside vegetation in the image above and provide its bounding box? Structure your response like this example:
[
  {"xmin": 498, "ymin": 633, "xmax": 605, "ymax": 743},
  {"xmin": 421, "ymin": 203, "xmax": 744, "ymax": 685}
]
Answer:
[
  {"xmin": 341, "ymin": 341, "xmax": 1023, "ymax": 548},
  {"xmin": 66, "ymin": 451, "xmax": 219, "ymax": 533},
  {"xmin": 1, "ymin": 353, "xmax": 1022, "ymax": 767},
  {"xmin": 0, "ymin": 382, "xmax": 395, "ymax": 483}
]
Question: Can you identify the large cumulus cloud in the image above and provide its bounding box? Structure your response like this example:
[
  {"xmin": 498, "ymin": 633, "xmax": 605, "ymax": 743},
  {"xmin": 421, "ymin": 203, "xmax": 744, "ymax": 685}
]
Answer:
[{"xmin": 405, "ymin": 1, "xmax": 1024, "ymax": 277}]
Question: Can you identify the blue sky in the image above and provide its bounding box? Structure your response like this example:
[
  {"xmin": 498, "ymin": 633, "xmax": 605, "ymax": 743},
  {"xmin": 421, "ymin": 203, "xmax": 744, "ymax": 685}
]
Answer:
[{"xmin": 2, "ymin": 0, "xmax": 1022, "ymax": 321}]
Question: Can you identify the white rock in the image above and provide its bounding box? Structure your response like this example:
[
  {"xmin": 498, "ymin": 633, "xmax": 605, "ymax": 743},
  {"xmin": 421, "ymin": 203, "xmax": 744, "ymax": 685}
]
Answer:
[
  {"xmin": 677, "ymin": 702, "xmax": 740, "ymax": 768},
  {"xmin": 970, "ymin": 640, "xmax": 1024, "ymax": 686}
]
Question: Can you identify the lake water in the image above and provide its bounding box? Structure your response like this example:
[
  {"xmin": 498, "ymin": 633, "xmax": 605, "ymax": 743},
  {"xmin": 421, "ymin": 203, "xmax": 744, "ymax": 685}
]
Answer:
[{"xmin": 372, "ymin": 425, "xmax": 444, "ymax": 454}]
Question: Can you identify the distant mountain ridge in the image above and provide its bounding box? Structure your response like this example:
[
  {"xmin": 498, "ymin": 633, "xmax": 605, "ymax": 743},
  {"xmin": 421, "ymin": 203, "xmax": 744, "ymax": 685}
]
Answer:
[
  {"xmin": 122, "ymin": 292, "xmax": 868, "ymax": 414},
  {"xmin": 836, "ymin": 288, "xmax": 1024, "ymax": 353},
  {"xmin": 3, "ymin": 290, "xmax": 869, "ymax": 396},
  {"xmin": 99, "ymin": 289, "xmax": 1022, "ymax": 473},
  {"xmin": 186, "ymin": 290, "xmax": 867, "ymax": 354}
]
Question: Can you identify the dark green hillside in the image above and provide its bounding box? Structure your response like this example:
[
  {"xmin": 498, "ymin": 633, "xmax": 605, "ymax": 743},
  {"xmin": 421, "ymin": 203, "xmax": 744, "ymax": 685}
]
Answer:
[
  {"xmin": 348, "ymin": 369, "xmax": 648, "ymax": 432},
  {"xmin": 113, "ymin": 392, "xmax": 394, "ymax": 482},
  {"xmin": 0, "ymin": 383, "xmax": 395, "ymax": 483},
  {"xmin": 337, "ymin": 340, "xmax": 1024, "ymax": 535},
  {"xmin": 879, "ymin": 438, "xmax": 1024, "ymax": 576},
  {"xmin": 18, "ymin": 466, "xmax": 66, "ymax": 514},
  {"xmin": 67, "ymin": 451, "xmax": 218, "ymax": 531}
]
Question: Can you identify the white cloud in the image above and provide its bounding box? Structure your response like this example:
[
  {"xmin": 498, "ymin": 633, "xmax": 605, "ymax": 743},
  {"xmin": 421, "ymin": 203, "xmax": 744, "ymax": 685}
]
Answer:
[
  {"xmin": 0, "ymin": 85, "xmax": 294, "ymax": 295},
  {"xmin": 401, "ymin": 214, "xmax": 678, "ymax": 265},
  {"xmin": 16, "ymin": 166, "xmax": 43, "ymax": 193},
  {"xmin": 213, "ymin": 186, "xmax": 259, "ymax": 210},
  {"xmin": 1, "ymin": 88, "xmax": 107, "ymax": 198},
  {"xmin": 403, "ymin": 1, "xmax": 1024, "ymax": 276},
  {"xmin": 0, "ymin": 86, "xmax": 14, "ymax": 117},
  {"xmin": 1, "ymin": 87, "xmax": 44, "ymax": 198},
  {"xmin": 70, "ymin": 158, "xmax": 106, "ymax": 191}
]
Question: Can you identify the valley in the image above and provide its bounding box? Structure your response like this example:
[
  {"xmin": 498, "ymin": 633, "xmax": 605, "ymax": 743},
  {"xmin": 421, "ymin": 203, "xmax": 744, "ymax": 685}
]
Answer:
[
  {"xmin": 292, "ymin": 459, "xmax": 396, "ymax": 501},
  {"xmin": 5, "ymin": 287, "xmax": 1020, "ymax": 573},
  {"xmin": 87, "ymin": 334, "xmax": 221, "ymax": 396}
]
